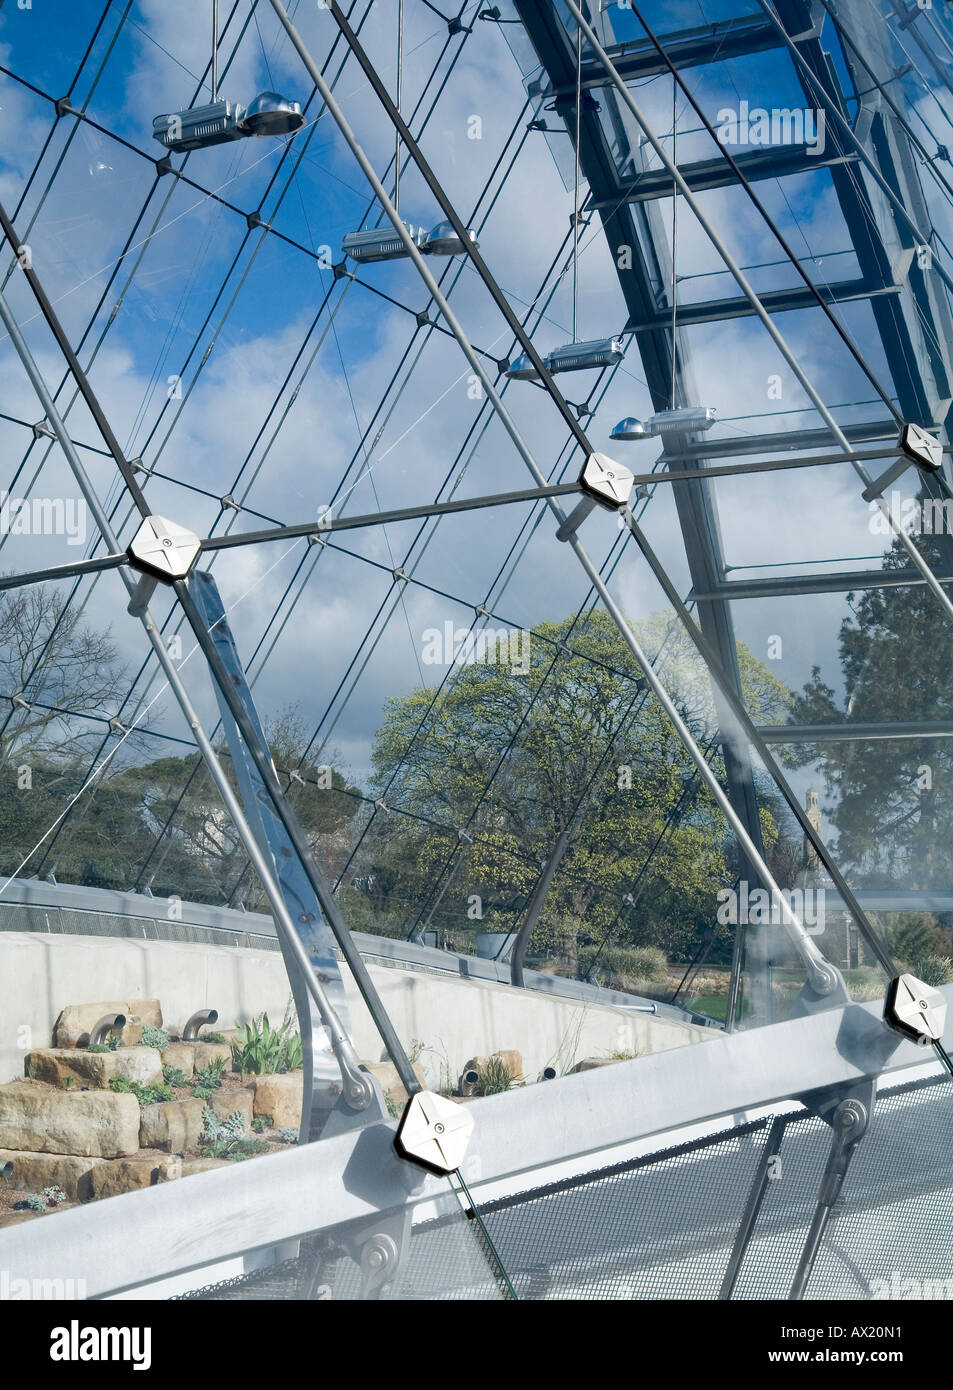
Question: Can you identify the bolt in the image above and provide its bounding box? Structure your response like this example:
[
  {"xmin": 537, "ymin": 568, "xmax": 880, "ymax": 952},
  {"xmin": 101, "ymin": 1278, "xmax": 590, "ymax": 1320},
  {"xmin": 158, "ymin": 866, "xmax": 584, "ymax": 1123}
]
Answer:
[
  {"xmin": 920, "ymin": 1000, "xmax": 928, "ymax": 1009},
  {"xmin": 433, "ymin": 1121, "xmax": 445, "ymax": 1134},
  {"xmin": 161, "ymin": 537, "xmax": 173, "ymax": 547},
  {"xmin": 366, "ymin": 1248, "xmax": 385, "ymax": 1270}
]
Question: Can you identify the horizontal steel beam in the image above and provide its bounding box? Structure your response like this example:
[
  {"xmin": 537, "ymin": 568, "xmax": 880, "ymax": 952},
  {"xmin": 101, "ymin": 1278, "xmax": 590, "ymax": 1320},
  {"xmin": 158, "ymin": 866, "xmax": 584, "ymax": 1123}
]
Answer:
[
  {"xmin": 593, "ymin": 145, "xmax": 855, "ymax": 207},
  {"xmin": 198, "ymin": 482, "xmax": 581, "ymax": 553},
  {"xmin": 628, "ymin": 279, "xmax": 898, "ymax": 331},
  {"xmin": 544, "ymin": 18, "xmax": 781, "ymax": 89},
  {"xmin": 693, "ymin": 567, "xmax": 953, "ymax": 600},
  {"xmin": 758, "ymin": 720, "xmax": 953, "ymax": 742},
  {"xmin": 659, "ymin": 421, "xmax": 902, "ymax": 462}
]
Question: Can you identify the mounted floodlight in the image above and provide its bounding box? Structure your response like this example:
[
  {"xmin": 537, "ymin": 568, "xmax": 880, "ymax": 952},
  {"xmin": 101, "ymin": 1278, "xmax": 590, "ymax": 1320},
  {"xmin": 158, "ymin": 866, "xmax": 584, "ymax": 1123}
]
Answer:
[
  {"xmin": 240, "ymin": 91, "xmax": 305, "ymax": 138},
  {"xmin": 900, "ymin": 421, "xmax": 943, "ymax": 473},
  {"xmin": 342, "ymin": 222, "xmax": 427, "ymax": 263},
  {"xmin": 546, "ymin": 337, "xmax": 625, "ymax": 374},
  {"xmin": 504, "ymin": 351, "xmax": 541, "ymax": 381},
  {"xmin": 610, "ymin": 416, "xmax": 648, "ymax": 441},
  {"xmin": 421, "ymin": 221, "xmax": 479, "ymax": 256},
  {"xmin": 645, "ymin": 405, "xmax": 717, "ymax": 435},
  {"xmin": 153, "ymin": 92, "xmax": 304, "ymax": 154}
]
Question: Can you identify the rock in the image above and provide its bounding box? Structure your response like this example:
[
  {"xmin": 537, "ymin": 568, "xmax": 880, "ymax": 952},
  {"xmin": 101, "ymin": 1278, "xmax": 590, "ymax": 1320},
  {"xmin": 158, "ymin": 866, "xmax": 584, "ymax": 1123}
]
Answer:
[
  {"xmin": 160, "ymin": 1044, "xmax": 195, "ymax": 1080},
  {"xmin": 178, "ymin": 1157, "xmax": 230, "ymax": 1177},
  {"xmin": 0, "ymin": 1082, "xmax": 140, "ymax": 1158},
  {"xmin": 90, "ymin": 1152, "xmax": 180, "ymax": 1200},
  {"xmin": 0, "ymin": 1148, "xmax": 103, "ymax": 1201},
  {"xmin": 363, "ymin": 1061, "xmax": 428, "ymax": 1108},
  {"xmin": 26, "ymin": 1047, "xmax": 162, "ymax": 1091},
  {"xmin": 252, "ymin": 1073, "xmax": 303, "ymax": 1128},
  {"xmin": 138, "ymin": 1098, "xmax": 206, "ymax": 1152},
  {"xmin": 569, "ymin": 1057, "xmax": 615, "ymax": 1073},
  {"xmin": 209, "ymin": 1088, "xmax": 255, "ymax": 1130},
  {"xmin": 490, "ymin": 1049, "xmax": 524, "ymax": 1082},
  {"xmin": 191, "ymin": 1042, "xmax": 232, "ymax": 1072},
  {"xmin": 53, "ymin": 999, "xmax": 161, "ymax": 1049},
  {"xmin": 463, "ymin": 1051, "xmax": 524, "ymax": 1084}
]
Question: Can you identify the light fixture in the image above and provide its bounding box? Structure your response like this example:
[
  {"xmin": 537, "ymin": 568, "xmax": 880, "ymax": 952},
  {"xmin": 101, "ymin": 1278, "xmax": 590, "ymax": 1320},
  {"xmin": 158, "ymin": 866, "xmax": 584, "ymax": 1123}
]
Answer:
[
  {"xmin": 152, "ymin": 92, "xmax": 304, "ymax": 154},
  {"xmin": 556, "ymin": 452, "xmax": 635, "ymax": 540},
  {"xmin": 240, "ymin": 91, "xmax": 306, "ymax": 137},
  {"xmin": 546, "ymin": 337, "xmax": 625, "ymax": 374},
  {"xmin": 341, "ymin": 222, "xmax": 427, "ymax": 263},
  {"xmin": 611, "ymin": 405, "xmax": 716, "ymax": 439},
  {"xmin": 610, "ymin": 417, "xmax": 648, "ymax": 441},
  {"xmin": 341, "ymin": 219, "xmax": 478, "ymax": 264},
  {"xmin": 421, "ymin": 220, "xmax": 479, "ymax": 256},
  {"xmin": 506, "ymin": 337, "xmax": 625, "ymax": 381}
]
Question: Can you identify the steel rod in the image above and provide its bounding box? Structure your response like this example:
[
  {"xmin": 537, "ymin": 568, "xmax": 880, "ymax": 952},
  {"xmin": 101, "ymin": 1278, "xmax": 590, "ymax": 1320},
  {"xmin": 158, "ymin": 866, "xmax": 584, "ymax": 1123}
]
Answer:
[{"xmin": 269, "ymin": 0, "xmax": 841, "ymax": 995}]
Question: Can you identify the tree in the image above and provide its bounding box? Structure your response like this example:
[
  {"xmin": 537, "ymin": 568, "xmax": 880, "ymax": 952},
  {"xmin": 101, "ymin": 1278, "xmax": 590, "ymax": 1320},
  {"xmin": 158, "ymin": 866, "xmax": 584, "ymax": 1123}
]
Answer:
[
  {"xmin": 359, "ymin": 609, "xmax": 794, "ymax": 967},
  {"xmin": 787, "ymin": 530, "xmax": 953, "ymax": 893}
]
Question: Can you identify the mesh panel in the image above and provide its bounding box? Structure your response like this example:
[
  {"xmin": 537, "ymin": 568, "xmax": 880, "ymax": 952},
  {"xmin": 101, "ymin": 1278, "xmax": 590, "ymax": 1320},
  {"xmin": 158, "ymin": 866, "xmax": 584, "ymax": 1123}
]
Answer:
[{"xmin": 470, "ymin": 1075, "xmax": 953, "ymax": 1300}]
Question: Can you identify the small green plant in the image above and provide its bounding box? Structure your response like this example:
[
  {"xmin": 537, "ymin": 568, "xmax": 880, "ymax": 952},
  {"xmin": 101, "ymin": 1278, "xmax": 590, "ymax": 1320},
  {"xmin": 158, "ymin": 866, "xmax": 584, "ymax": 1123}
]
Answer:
[
  {"xmin": 190, "ymin": 1058, "xmax": 227, "ymax": 1099},
  {"xmin": 26, "ymin": 1193, "xmax": 46, "ymax": 1211},
  {"xmin": 26, "ymin": 1064, "xmax": 36, "ymax": 1080},
  {"xmin": 252, "ymin": 1114, "xmax": 274, "ymax": 1133},
  {"xmin": 88, "ymin": 1043, "xmax": 109, "ymax": 1054},
  {"xmin": 913, "ymin": 954, "xmax": 953, "ymax": 988},
  {"xmin": 476, "ymin": 1056, "xmax": 512, "ymax": 1096},
  {"xmin": 108, "ymin": 1077, "xmax": 173, "ymax": 1104},
  {"xmin": 140, "ymin": 1025, "xmax": 169, "ymax": 1051},
  {"xmin": 384, "ymin": 1095, "xmax": 402, "ymax": 1119},
  {"xmin": 162, "ymin": 1065, "xmax": 189, "ymax": 1088},
  {"xmin": 277, "ymin": 1125, "xmax": 298, "ymax": 1144},
  {"xmin": 42, "ymin": 1185, "xmax": 67, "ymax": 1206},
  {"xmin": 199, "ymin": 1106, "xmax": 267, "ymax": 1161},
  {"xmin": 235, "ymin": 1013, "xmax": 302, "ymax": 1075},
  {"xmin": 63, "ymin": 1076, "xmax": 74, "ymax": 1090},
  {"xmin": 202, "ymin": 1031, "xmax": 226, "ymax": 1044}
]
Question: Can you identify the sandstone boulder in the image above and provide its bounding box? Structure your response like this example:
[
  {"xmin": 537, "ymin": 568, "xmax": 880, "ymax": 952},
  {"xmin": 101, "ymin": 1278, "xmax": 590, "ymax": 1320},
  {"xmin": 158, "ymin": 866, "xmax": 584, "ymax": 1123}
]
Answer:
[
  {"xmin": 26, "ymin": 1047, "xmax": 161, "ymax": 1091},
  {"xmin": 0, "ymin": 1082, "xmax": 139, "ymax": 1157},
  {"xmin": 569, "ymin": 1056, "xmax": 615, "ymax": 1073},
  {"xmin": 90, "ymin": 1152, "xmax": 180, "ymax": 1200},
  {"xmin": 178, "ymin": 1157, "xmax": 230, "ymax": 1177},
  {"xmin": 363, "ymin": 1061, "xmax": 428, "ymax": 1108},
  {"xmin": 159, "ymin": 1044, "xmax": 195, "ymax": 1080},
  {"xmin": 252, "ymin": 1073, "xmax": 303, "ymax": 1128},
  {"xmin": 0, "ymin": 1148, "xmax": 103, "ymax": 1201},
  {"xmin": 53, "ymin": 999, "xmax": 161, "ymax": 1048},
  {"xmin": 191, "ymin": 1041, "xmax": 232, "ymax": 1072},
  {"xmin": 209, "ymin": 1087, "xmax": 255, "ymax": 1129},
  {"xmin": 138, "ymin": 1098, "xmax": 205, "ymax": 1153}
]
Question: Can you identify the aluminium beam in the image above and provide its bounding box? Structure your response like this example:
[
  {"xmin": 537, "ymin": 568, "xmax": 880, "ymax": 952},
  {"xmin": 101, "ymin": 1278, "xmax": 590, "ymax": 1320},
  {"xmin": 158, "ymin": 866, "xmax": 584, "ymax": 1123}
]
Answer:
[
  {"xmin": 591, "ymin": 144, "xmax": 856, "ymax": 207},
  {"xmin": 692, "ymin": 567, "xmax": 953, "ymax": 600},
  {"xmin": 660, "ymin": 420, "xmax": 901, "ymax": 461},
  {"xmin": 757, "ymin": 719, "xmax": 953, "ymax": 742},
  {"xmin": 627, "ymin": 277, "xmax": 898, "ymax": 331},
  {"xmin": 545, "ymin": 16, "xmax": 782, "ymax": 89}
]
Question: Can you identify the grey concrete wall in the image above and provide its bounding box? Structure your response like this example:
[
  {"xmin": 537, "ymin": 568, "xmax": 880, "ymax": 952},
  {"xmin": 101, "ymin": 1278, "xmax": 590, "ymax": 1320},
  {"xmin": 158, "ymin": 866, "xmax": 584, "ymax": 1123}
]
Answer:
[{"xmin": 1, "ymin": 932, "xmax": 711, "ymax": 1087}]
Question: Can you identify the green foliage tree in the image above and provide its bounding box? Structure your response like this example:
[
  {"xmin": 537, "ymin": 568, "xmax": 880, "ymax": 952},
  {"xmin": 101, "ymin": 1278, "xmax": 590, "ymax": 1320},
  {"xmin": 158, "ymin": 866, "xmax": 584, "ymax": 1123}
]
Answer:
[{"xmin": 357, "ymin": 610, "xmax": 794, "ymax": 968}]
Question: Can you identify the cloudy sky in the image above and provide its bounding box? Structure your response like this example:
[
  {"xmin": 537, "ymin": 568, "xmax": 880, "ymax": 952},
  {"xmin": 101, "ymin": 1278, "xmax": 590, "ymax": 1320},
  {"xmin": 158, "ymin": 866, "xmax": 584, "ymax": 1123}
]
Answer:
[{"xmin": 0, "ymin": 0, "xmax": 951, "ymax": 868}]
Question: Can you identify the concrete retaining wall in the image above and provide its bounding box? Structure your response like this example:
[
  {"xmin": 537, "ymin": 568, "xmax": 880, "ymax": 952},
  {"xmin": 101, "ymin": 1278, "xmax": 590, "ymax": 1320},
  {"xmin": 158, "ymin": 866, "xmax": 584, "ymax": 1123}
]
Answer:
[{"xmin": 1, "ymin": 932, "xmax": 711, "ymax": 1087}]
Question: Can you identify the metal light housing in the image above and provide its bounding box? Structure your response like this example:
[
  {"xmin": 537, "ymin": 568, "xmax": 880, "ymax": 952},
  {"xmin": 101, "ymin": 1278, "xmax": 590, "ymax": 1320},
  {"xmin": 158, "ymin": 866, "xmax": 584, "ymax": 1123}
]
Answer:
[
  {"xmin": 505, "ymin": 351, "xmax": 542, "ymax": 381},
  {"xmin": 610, "ymin": 416, "xmax": 648, "ymax": 441},
  {"xmin": 153, "ymin": 101, "xmax": 245, "ymax": 153},
  {"xmin": 645, "ymin": 405, "xmax": 716, "ymax": 435},
  {"xmin": 546, "ymin": 337, "xmax": 625, "ymax": 374},
  {"xmin": 153, "ymin": 91, "xmax": 304, "ymax": 154},
  {"xmin": 240, "ymin": 90, "xmax": 305, "ymax": 137},
  {"xmin": 422, "ymin": 220, "xmax": 479, "ymax": 256},
  {"xmin": 341, "ymin": 222, "xmax": 427, "ymax": 263}
]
